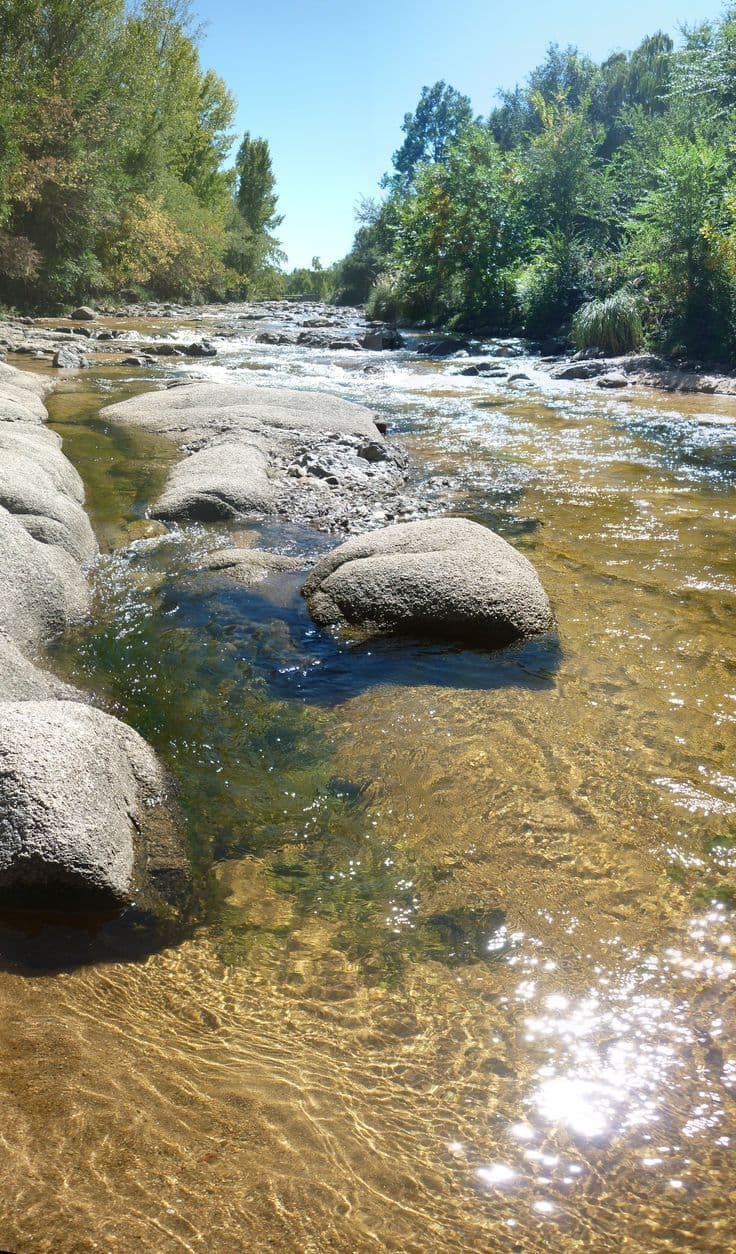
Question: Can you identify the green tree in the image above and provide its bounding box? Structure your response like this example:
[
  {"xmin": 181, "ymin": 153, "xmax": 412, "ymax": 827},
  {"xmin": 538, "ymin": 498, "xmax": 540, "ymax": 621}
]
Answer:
[
  {"xmin": 387, "ymin": 81, "xmax": 473, "ymax": 188},
  {"xmin": 628, "ymin": 136, "xmax": 730, "ymax": 355}
]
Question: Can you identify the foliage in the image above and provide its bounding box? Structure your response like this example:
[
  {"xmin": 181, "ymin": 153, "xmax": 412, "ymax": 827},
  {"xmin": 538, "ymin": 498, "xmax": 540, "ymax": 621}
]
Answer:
[
  {"xmin": 572, "ymin": 289, "xmax": 643, "ymax": 354},
  {"xmin": 339, "ymin": 13, "xmax": 736, "ymax": 362},
  {"xmin": 0, "ymin": 0, "xmax": 283, "ymax": 306},
  {"xmin": 387, "ymin": 80, "xmax": 473, "ymax": 189}
]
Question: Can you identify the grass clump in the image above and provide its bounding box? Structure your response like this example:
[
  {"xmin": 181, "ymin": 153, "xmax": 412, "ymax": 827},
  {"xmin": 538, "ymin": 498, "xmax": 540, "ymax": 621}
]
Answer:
[{"xmin": 572, "ymin": 289, "xmax": 644, "ymax": 355}]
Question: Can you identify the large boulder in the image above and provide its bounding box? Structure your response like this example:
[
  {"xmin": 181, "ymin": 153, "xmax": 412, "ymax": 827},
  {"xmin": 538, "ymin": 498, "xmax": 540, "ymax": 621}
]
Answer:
[
  {"xmin": 0, "ymin": 506, "xmax": 90, "ymax": 651},
  {"xmin": 0, "ymin": 700, "xmax": 188, "ymax": 908},
  {"xmin": 101, "ymin": 381, "xmax": 382, "ymax": 446},
  {"xmin": 0, "ymin": 445, "xmax": 95, "ymax": 561},
  {"xmin": 70, "ymin": 305, "xmax": 96, "ymax": 320},
  {"xmin": 0, "ymin": 380, "xmax": 48, "ymax": 423},
  {"xmin": 152, "ymin": 435, "xmax": 276, "ymax": 521},
  {"xmin": 302, "ymin": 517, "xmax": 553, "ymax": 647},
  {"xmin": 0, "ymin": 635, "xmax": 80, "ymax": 702}
]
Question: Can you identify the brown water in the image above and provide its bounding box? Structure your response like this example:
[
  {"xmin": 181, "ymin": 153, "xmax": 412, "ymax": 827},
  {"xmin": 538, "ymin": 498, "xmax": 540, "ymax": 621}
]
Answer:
[{"xmin": 1, "ymin": 328, "xmax": 735, "ymax": 1251}]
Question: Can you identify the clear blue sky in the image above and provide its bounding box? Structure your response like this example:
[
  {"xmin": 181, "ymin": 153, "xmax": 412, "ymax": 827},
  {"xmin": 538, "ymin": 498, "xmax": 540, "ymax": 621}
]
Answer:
[{"xmin": 197, "ymin": 0, "xmax": 724, "ymax": 269}]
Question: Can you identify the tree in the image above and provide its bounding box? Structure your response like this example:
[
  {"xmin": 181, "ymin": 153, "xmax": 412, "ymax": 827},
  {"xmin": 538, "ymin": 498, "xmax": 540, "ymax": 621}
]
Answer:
[
  {"xmin": 234, "ymin": 132, "xmax": 282, "ymax": 235},
  {"xmin": 387, "ymin": 81, "xmax": 473, "ymax": 187},
  {"xmin": 628, "ymin": 136, "xmax": 730, "ymax": 355}
]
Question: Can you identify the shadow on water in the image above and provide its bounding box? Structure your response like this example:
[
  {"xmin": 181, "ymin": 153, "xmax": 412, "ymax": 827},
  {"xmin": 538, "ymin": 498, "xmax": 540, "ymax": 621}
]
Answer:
[
  {"xmin": 167, "ymin": 570, "xmax": 562, "ymax": 707},
  {"xmin": 26, "ymin": 547, "xmax": 557, "ymax": 981},
  {"xmin": 0, "ymin": 905, "xmax": 195, "ymax": 975}
]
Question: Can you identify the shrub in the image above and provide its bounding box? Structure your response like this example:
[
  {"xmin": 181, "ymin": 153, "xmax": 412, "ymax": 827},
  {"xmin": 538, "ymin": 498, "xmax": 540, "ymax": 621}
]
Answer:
[
  {"xmin": 365, "ymin": 276, "xmax": 404, "ymax": 321},
  {"xmin": 517, "ymin": 233, "xmax": 591, "ymax": 337},
  {"xmin": 572, "ymin": 289, "xmax": 644, "ymax": 354}
]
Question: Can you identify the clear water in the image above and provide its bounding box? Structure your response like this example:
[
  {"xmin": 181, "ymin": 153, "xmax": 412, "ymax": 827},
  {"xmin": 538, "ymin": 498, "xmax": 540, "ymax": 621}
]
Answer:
[{"xmin": 1, "ymin": 316, "xmax": 735, "ymax": 1251}]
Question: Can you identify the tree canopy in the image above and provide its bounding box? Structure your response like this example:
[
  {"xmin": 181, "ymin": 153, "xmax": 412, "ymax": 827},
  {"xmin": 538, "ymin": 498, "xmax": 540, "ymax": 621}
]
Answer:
[
  {"xmin": 336, "ymin": 12, "xmax": 736, "ymax": 363},
  {"xmin": 0, "ymin": 0, "xmax": 284, "ymax": 306}
]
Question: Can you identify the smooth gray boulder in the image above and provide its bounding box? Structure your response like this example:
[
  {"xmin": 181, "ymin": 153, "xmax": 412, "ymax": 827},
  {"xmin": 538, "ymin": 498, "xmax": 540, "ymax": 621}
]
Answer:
[
  {"xmin": 201, "ymin": 547, "xmax": 302, "ymax": 585},
  {"xmin": 0, "ymin": 506, "xmax": 90, "ymax": 651},
  {"xmin": 303, "ymin": 517, "xmax": 553, "ymax": 646},
  {"xmin": 0, "ymin": 700, "xmax": 188, "ymax": 907},
  {"xmin": 0, "ymin": 446, "xmax": 95, "ymax": 561},
  {"xmin": 0, "ymin": 634, "xmax": 80, "ymax": 702},
  {"xmin": 0, "ymin": 362, "xmax": 52, "ymax": 397},
  {"xmin": 153, "ymin": 436, "xmax": 275, "ymax": 521},
  {"xmin": 101, "ymin": 380, "xmax": 383, "ymax": 446},
  {"xmin": 0, "ymin": 424, "xmax": 85, "ymax": 503},
  {"xmin": 0, "ymin": 380, "xmax": 48, "ymax": 422},
  {"xmin": 70, "ymin": 305, "xmax": 96, "ymax": 320}
]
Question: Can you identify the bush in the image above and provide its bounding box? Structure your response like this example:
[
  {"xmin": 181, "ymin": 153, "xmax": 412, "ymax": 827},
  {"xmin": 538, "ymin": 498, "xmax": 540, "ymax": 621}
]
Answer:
[
  {"xmin": 517, "ymin": 233, "xmax": 591, "ymax": 337},
  {"xmin": 572, "ymin": 289, "xmax": 644, "ymax": 354},
  {"xmin": 365, "ymin": 276, "xmax": 404, "ymax": 321}
]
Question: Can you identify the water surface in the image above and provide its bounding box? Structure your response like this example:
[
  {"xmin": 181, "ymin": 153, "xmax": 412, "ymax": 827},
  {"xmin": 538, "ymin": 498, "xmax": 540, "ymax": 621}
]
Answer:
[{"xmin": 1, "ymin": 322, "xmax": 735, "ymax": 1251}]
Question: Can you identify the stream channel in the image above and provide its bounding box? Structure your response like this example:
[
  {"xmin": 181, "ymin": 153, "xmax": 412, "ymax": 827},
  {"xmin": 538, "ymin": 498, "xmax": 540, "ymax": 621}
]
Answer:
[{"xmin": 1, "ymin": 309, "xmax": 735, "ymax": 1251}]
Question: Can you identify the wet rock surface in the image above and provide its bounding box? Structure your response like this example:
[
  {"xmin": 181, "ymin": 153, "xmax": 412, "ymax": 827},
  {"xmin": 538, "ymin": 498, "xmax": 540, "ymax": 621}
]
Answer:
[
  {"xmin": 0, "ymin": 700, "xmax": 188, "ymax": 909},
  {"xmin": 0, "ymin": 361, "xmax": 190, "ymax": 915},
  {"xmin": 200, "ymin": 547, "xmax": 303, "ymax": 585},
  {"xmin": 303, "ymin": 517, "xmax": 553, "ymax": 647},
  {"xmin": 101, "ymin": 380, "xmax": 409, "ymax": 531}
]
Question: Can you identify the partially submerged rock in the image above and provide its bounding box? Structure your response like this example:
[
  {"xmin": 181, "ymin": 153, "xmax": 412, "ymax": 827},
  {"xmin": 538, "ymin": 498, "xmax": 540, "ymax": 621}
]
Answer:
[
  {"xmin": 70, "ymin": 305, "xmax": 96, "ymax": 320},
  {"xmin": 0, "ymin": 506, "xmax": 90, "ymax": 653},
  {"xmin": 153, "ymin": 436, "xmax": 275, "ymax": 521},
  {"xmin": 0, "ymin": 700, "xmax": 189, "ymax": 909},
  {"xmin": 52, "ymin": 343, "xmax": 88, "ymax": 369},
  {"xmin": 101, "ymin": 381, "xmax": 404, "ymax": 530},
  {"xmin": 0, "ymin": 634, "xmax": 80, "ymax": 702},
  {"xmin": 303, "ymin": 517, "xmax": 553, "ymax": 647},
  {"xmin": 200, "ymin": 547, "xmax": 302, "ymax": 586}
]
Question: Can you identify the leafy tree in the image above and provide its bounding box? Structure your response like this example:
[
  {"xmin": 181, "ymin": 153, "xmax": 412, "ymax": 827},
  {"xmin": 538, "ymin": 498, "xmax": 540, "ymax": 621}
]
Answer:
[
  {"xmin": 387, "ymin": 81, "xmax": 473, "ymax": 187},
  {"xmin": 628, "ymin": 136, "xmax": 730, "ymax": 355}
]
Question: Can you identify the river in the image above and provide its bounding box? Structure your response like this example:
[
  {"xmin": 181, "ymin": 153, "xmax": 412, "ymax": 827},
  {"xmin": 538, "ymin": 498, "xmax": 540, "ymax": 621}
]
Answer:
[{"xmin": 1, "ymin": 309, "xmax": 734, "ymax": 1251}]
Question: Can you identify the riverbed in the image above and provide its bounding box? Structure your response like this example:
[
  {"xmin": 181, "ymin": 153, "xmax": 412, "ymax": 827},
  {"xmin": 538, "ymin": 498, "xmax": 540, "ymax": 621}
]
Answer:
[{"xmin": 1, "ymin": 309, "xmax": 735, "ymax": 1251}]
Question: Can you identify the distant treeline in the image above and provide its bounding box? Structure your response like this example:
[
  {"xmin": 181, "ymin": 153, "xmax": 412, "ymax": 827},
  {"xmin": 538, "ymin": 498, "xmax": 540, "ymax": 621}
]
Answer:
[
  {"xmin": 0, "ymin": 0, "xmax": 284, "ymax": 307},
  {"xmin": 332, "ymin": 8, "xmax": 736, "ymax": 363}
]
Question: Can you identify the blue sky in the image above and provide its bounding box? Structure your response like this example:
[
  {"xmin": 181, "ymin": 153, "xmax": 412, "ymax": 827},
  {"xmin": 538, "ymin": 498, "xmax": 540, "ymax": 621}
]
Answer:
[{"xmin": 198, "ymin": 0, "xmax": 724, "ymax": 269}]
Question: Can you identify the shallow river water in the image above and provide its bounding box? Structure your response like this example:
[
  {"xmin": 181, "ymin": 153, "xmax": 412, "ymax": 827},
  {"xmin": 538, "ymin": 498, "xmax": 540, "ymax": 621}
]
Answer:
[{"xmin": 1, "ymin": 317, "xmax": 735, "ymax": 1251}]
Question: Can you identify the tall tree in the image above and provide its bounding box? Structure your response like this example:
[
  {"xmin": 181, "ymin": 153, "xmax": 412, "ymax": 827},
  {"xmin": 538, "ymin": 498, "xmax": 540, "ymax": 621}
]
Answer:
[
  {"xmin": 387, "ymin": 81, "xmax": 473, "ymax": 187},
  {"xmin": 234, "ymin": 132, "xmax": 281, "ymax": 235}
]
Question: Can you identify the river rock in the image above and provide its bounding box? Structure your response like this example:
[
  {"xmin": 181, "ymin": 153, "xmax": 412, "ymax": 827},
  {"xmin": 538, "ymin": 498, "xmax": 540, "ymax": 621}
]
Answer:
[
  {"xmin": 303, "ymin": 517, "xmax": 553, "ymax": 647},
  {"xmin": 0, "ymin": 700, "xmax": 188, "ymax": 907},
  {"xmin": 416, "ymin": 337, "xmax": 470, "ymax": 357},
  {"xmin": 153, "ymin": 435, "xmax": 275, "ymax": 521},
  {"xmin": 0, "ymin": 634, "xmax": 80, "ymax": 702},
  {"xmin": 0, "ymin": 506, "xmax": 90, "ymax": 651},
  {"xmin": 70, "ymin": 305, "xmax": 96, "ymax": 320},
  {"xmin": 0, "ymin": 362, "xmax": 52, "ymax": 398},
  {"xmin": 200, "ymin": 547, "xmax": 302, "ymax": 585},
  {"xmin": 0, "ymin": 442, "xmax": 95, "ymax": 561},
  {"xmin": 552, "ymin": 362, "xmax": 607, "ymax": 381},
  {"xmin": 360, "ymin": 327, "xmax": 404, "ymax": 351},
  {"xmin": 52, "ymin": 343, "xmax": 88, "ymax": 369},
  {"xmin": 102, "ymin": 381, "xmax": 382, "ymax": 445},
  {"xmin": 596, "ymin": 372, "xmax": 629, "ymax": 389}
]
